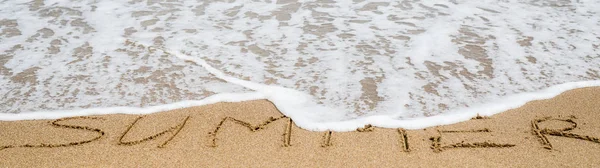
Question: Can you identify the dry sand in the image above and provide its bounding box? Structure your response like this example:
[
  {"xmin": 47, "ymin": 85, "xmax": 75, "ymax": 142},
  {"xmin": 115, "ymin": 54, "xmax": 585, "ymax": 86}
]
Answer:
[{"xmin": 1, "ymin": 87, "xmax": 600, "ymax": 167}]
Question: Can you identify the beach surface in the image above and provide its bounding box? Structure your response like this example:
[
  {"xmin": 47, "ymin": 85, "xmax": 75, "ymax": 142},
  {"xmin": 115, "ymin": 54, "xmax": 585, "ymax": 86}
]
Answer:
[
  {"xmin": 1, "ymin": 87, "xmax": 599, "ymax": 167},
  {"xmin": 2, "ymin": 1, "xmax": 600, "ymax": 167}
]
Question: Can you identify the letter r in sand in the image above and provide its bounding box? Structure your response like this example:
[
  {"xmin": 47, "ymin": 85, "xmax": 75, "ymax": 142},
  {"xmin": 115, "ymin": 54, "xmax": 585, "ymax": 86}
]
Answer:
[{"xmin": 532, "ymin": 117, "xmax": 600, "ymax": 150}]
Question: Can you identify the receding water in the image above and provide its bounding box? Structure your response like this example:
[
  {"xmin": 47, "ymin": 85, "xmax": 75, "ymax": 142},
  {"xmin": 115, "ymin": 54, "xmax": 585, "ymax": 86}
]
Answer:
[{"xmin": 1, "ymin": 0, "xmax": 599, "ymax": 130}]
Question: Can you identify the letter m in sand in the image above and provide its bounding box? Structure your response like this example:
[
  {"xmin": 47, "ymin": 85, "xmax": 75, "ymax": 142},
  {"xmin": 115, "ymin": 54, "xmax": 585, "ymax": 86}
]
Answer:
[{"xmin": 209, "ymin": 116, "xmax": 293, "ymax": 147}]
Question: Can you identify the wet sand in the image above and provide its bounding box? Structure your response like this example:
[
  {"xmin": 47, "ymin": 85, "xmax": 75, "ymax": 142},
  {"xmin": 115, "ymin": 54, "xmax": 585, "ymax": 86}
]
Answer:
[{"xmin": 1, "ymin": 87, "xmax": 600, "ymax": 167}]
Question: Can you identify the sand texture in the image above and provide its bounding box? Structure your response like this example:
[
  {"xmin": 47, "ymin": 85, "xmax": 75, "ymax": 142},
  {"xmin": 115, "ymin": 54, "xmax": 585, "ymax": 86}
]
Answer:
[{"xmin": 1, "ymin": 87, "xmax": 600, "ymax": 167}]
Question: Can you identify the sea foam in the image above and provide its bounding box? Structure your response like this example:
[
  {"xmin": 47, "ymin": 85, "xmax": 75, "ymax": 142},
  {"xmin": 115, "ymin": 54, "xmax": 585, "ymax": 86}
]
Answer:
[{"xmin": 0, "ymin": 0, "xmax": 599, "ymax": 131}]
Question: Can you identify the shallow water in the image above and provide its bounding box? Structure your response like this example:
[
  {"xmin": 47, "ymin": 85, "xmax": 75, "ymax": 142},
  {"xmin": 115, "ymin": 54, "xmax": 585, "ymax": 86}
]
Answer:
[{"xmin": 1, "ymin": 0, "xmax": 599, "ymax": 130}]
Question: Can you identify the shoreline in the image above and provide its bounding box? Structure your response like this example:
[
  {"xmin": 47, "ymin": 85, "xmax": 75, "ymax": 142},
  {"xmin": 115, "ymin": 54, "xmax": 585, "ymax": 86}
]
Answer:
[
  {"xmin": 2, "ymin": 81, "xmax": 600, "ymax": 132},
  {"xmin": 1, "ymin": 87, "xmax": 600, "ymax": 167}
]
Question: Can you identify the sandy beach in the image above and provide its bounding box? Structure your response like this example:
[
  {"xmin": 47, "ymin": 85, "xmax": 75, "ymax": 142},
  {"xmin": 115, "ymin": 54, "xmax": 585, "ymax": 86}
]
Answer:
[
  {"xmin": 1, "ymin": 87, "xmax": 599, "ymax": 167},
  {"xmin": 2, "ymin": 0, "xmax": 600, "ymax": 167}
]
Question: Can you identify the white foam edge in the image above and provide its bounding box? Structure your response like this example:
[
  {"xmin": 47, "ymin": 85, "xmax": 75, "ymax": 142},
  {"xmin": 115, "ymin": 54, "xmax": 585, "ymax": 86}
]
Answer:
[
  {"xmin": 0, "ymin": 92, "xmax": 266, "ymax": 121},
  {"xmin": 307, "ymin": 80, "xmax": 600, "ymax": 131},
  {"xmin": 2, "ymin": 50, "xmax": 599, "ymax": 132}
]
